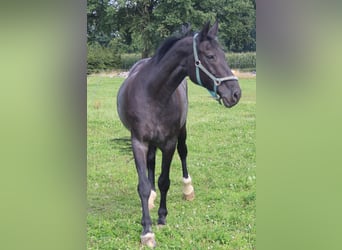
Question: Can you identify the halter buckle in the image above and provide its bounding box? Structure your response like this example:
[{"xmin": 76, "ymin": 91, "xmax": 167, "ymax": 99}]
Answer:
[{"xmin": 214, "ymin": 79, "xmax": 221, "ymax": 86}]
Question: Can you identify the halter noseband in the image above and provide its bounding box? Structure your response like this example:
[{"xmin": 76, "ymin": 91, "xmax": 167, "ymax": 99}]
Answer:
[{"xmin": 193, "ymin": 33, "xmax": 238, "ymax": 100}]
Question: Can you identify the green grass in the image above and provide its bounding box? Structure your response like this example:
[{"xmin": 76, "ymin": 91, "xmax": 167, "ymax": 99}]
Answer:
[{"xmin": 87, "ymin": 75, "xmax": 256, "ymax": 249}]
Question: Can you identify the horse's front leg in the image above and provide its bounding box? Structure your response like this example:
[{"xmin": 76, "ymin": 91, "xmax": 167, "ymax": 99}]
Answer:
[
  {"xmin": 158, "ymin": 142, "xmax": 177, "ymax": 225},
  {"xmin": 131, "ymin": 137, "xmax": 156, "ymax": 248}
]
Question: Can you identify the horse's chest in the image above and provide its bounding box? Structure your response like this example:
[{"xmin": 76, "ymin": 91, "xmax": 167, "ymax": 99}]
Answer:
[{"xmin": 143, "ymin": 114, "xmax": 180, "ymax": 142}]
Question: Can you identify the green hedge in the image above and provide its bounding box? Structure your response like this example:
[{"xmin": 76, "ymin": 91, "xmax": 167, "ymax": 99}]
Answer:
[
  {"xmin": 119, "ymin": 52, "xmax": 256, "ymax": 71},
  {"xmin": 226, "ymin": 52, "xmax": 256, "ymax": 70},
  {"xmin": 87, "ymin": 49, "xmax": 256, "ymax": 73},
  {"xmin": 87, "ymin": 43, "xmax": 121, "ymax": 74},
  {"xmin": 120, "ymin": 54, "xmax": 141, "ymax": 70}
]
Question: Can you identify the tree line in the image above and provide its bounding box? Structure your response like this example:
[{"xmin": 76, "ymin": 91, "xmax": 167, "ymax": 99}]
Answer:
[{"xmin": 87, "ymin": 0, "xmax": 256, "ymax": 58}]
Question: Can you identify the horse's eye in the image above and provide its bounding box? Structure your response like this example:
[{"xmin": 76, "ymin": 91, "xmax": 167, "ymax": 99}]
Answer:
[{"xmin": 206, "ymin": 55, "xmax": 215, "ymax": 60}]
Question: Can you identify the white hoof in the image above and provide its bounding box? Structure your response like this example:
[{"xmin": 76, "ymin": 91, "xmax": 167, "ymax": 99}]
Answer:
[
  {"xmin": 141, "ymin": 232, "xmax": 156, "ymax": 248},
  {"xmin": 148, "ymin": 190, "xmax": 157, "ymax": 210},
  {"xmin": 182, "ymin": 176, "xmax": 195, "ymax": 201}
]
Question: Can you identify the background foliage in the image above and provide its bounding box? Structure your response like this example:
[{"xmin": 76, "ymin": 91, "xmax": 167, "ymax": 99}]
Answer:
[{"xmin": 87, "ymin": 0, "xmax": 256, "ymax": 73}]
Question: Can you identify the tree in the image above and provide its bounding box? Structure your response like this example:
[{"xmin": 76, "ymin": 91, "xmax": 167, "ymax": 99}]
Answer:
[
  {"xmin": 193, "ymin": 0, "xmax": 256, "ymax": 52},
  {"xmin": 115, "ymin": 0, "xmax": 213, "ymax": 58},
  {"xmin": 116, "ymin": 0, "xmax": 157, "ymax": 58},
  {"xmin": 87, "ymin": 0, "xmax": 256, "ymax": 56}
]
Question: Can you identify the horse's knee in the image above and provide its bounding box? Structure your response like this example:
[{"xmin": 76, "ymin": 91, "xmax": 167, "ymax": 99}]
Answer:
[
  {"xmin": 158, "ymin": 177, "xmax": 170, "ymax": 192},
  {"xmin": 137, "ymin": 182, "xmax": 152, "ymax": 199}
]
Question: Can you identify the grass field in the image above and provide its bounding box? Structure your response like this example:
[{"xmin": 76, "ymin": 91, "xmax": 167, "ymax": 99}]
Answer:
[{"xmin": 87, "ymin": 75, "xmax": 256, "ymax": 249}]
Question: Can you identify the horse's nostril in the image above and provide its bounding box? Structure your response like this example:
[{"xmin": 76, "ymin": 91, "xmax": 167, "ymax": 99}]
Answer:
[{"xmin": 233, "ymin": 90, "xmax": 241, "ymax": 100}]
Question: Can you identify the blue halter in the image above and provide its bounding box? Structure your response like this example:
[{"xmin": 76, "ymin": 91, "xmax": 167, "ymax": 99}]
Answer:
[{"xmin": 192, "ymin": 33, "xmax": 238, "ymax": 99}]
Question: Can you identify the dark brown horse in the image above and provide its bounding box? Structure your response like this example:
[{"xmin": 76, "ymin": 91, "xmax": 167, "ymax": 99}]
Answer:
[{"xmin": 117, "ymin": 21, "xmax": 241, "ymax": 247}]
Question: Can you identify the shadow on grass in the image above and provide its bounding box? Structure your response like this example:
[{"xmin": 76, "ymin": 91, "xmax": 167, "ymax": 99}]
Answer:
[{"xmin": 110, "ymin": 136, "xmax": 132, "ymax": 156}]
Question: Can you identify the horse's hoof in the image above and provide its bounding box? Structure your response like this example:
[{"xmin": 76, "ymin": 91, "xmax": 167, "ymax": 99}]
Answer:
[
  {"xmin": 183, "ymin": 190, "xmax": 195, "ymax": 201},
  {"xmin": 157, "ymin": 216, "xmax": 167, "ymax": 226},
  {"xmin": 140, "ymin": 232, "xmax": 156, "ymax": 248},
  {"xmin": 182, "ymin": 176, "xmax": 195, "ymax": 201},
  {"xmin": 157, "ymin": 224, "xmax": 165, "ymax": 230},
  {"xmin": 148, "ymin": 190, "xmax": 157, "ymax": 210}
]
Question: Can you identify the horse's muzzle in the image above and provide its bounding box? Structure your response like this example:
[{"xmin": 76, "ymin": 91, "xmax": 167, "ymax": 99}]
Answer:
[{"xmin": 221, "ymin": 88, "xmax": 241, "ymax": 108}]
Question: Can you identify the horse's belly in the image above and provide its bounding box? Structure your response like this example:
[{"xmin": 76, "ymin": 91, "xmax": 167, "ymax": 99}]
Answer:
[
  {"xmin": 175, "ymin": 79, "xmax": 188, "ymax": 128},
  {"xmin": 116, "ymin": 81, "xmax": 131, "ymax": 130}
]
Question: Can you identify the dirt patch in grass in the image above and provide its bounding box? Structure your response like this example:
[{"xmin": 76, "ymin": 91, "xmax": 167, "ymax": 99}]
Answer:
[
  {"xmin": 91, "ymin": 69, "xmax": 256, "ymax": 79},
  {"xmin": 232, "ymin": 69, "xmax": 256, "ymax": 78}
]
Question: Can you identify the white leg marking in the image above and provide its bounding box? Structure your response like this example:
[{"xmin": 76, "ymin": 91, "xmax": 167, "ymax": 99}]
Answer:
[
  {"xmin": 182, "ymin": 175, "xmax": 195, "ymax": 201},
  {"xmin": 148, "ymin": 190, "xmax": 157, "ymax": 210},
  {"xmin": 140, "ymin": 232, "xmax": 156, "ymax": 248}
]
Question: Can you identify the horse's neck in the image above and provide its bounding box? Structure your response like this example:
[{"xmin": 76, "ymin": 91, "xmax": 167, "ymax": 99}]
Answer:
[{"xmin": 148, "ymin": 37, "xmax": 192, "ymax": 102}]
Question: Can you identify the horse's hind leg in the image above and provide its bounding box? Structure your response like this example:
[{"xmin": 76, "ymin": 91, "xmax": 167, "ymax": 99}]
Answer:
[
  {"xmin": 157, "ymin": 142, "xmax": 177, "ymax": 225},
  {"xmin": 177, "ymin": 124, "xmax": 195, "ymax": 201},
  {"xmin": 131, "ymin": 137, "xmax": 156, "ymax": 248},
  {"xmin": 147, "ymin": 145, "xmax": 157, "ymax": 210}
]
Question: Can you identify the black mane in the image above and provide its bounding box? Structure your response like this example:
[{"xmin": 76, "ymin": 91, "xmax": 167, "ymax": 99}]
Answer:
[
  {"xmin": 152, "ymin": 36, "xmax": 181, "ymax": 63},
  {"xmin": 152, "ymin": 24, "xmax": 193, "ymax": 63}
]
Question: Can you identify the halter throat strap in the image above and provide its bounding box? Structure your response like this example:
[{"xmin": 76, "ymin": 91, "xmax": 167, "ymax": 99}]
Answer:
[{"xmin": 192, "ymin": 33, "xmax": 238, "ymax": 99}]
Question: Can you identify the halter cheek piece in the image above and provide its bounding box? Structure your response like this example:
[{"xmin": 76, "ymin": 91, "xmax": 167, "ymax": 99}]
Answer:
[{"xmin": 193, "ymin": 33, "xmax": 238, "ymax": 102}]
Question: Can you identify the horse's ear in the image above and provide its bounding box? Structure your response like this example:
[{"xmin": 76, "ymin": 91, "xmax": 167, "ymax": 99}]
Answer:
[
  {"xmin": 208, "ymin": 20, "xmax": 219, "ymax": 38},
  {"xmin": 199, "ymin": 21, "xmax": 211, "ymax": 41}
]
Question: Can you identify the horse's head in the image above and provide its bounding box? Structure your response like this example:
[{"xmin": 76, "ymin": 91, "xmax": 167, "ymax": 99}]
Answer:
[{"xmin": 188, "ymin": 21, "xmax": 241, "ymax": 108}]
